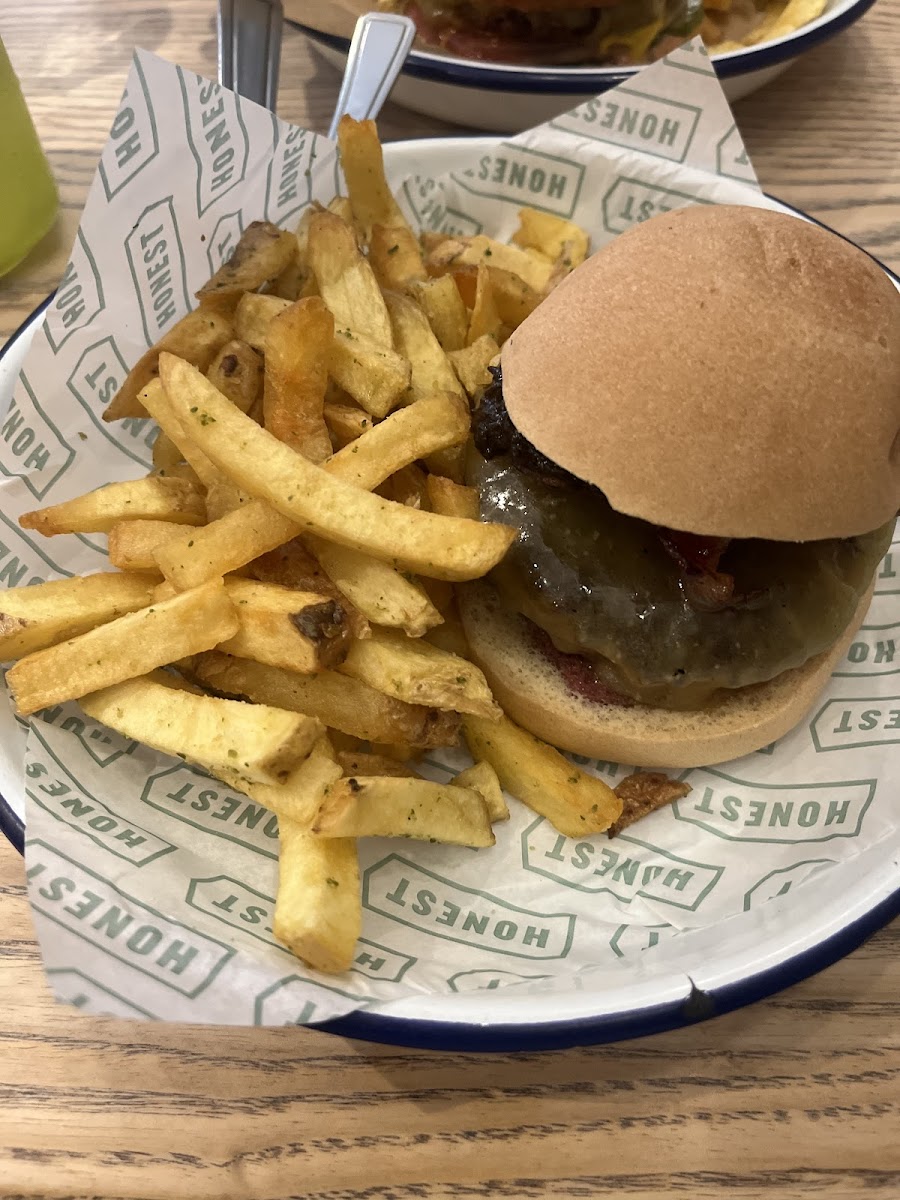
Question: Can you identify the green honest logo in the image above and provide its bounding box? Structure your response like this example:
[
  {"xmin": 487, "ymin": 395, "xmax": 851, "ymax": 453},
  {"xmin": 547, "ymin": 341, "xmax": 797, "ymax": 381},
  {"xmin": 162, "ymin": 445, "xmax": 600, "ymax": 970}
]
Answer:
[
  {"xmin": 834, "ymin": 622, "xmax": 900, "ymax": 678},
  {"xmin": 35, "ymin": 702, "xmax": 136, "ymax": 767},
  {"xmin": 66, "ymin": 336, "xmax": 155, "ymax": 471},
  {"xmin": 265, "ymin": 121, "xmax": 315, "ymax": 227},
  {"xmin": 142, "ymin": 762, "xmax": 280, "ymax": 860},
  {"xmin": 26, "ymin": 839, "xmax": 234, "ymax": 998},
  {"xmin": 2, "ymin": 373, "xmax": 76, "ymax": 500},
  {"xmin": 252, "ymin": 973, "xmax": 365, "ymax": 1026},
  {"xmin": 447, "ymin": 968, "xmax": 550, "ymax": 992},
  {"xmin": 743, "ymin": 859, "xmax": 835, "ymax": 911},
  {"xmin": 673, "ymin": 768, "xmax": 875, "ymax": 843},
  {"xmin": 45, "ymin": 230, "xmax": 104, "ymax": 353},
  {"xmin": 521, "ymin": 818, "xmax": 723, "ymax": 913},
  {"xmin": 602, "ymin": 176, "xmax": 709, "ymax": 236},
  {"xmin": 47, "ymin": 967, "xmax": 157, "ymax": 1019},
  {"xmin": 351, "ymin": 938, "xmax": 416, "ymax": 983},
  {"xmin": 363, "ymin": 853, "xmax": 576, "ymax": 960},
  {"xmin": 98, "ymin": 57, "xmax": 159, "ymax": 200},
  {"xmin": 811, "ymin": 697, "xmax": 900, "ymax": 752},
  {"xmin": 125, "ymin": 197, "xmax": 190, "ymax": 347},
  {"xmin": 205, "ymin": 211, "xmax": 244, "ymax": 278},
  {"xmin": 0, "ymin": 509, "xmax": 73, "ymax": 588},
  {"xmin": 179, "ymin": 71, "xmax": 249, "ymax": 216},
  {"xmin": 608, "ymin": 923, "xmax": 676, "ymax": 958},
  {"xmin": 551, "ymin": 89, "xmax": 701, "ymax": 165},
  {"xmin": 452, "ymin": 144, "xmax": 584, "ymax": 219}
]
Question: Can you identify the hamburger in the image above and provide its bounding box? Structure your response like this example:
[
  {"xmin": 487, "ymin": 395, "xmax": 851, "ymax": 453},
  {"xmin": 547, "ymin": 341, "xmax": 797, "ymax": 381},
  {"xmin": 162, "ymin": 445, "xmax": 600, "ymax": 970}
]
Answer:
[
  {"xmin": 382, "ymin": 0, "xmax": 706, "ymax": 65},
  {"xmin": 460, "ymin": 205, "xmax": 900, "ymax": 768}
]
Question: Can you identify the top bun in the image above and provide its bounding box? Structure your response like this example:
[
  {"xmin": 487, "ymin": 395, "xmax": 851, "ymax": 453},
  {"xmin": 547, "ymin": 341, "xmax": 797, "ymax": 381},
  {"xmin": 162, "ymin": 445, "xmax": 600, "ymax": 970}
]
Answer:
[{"xmin": 502, "ymin": 205, "xmax": 900, "ymax": 541}]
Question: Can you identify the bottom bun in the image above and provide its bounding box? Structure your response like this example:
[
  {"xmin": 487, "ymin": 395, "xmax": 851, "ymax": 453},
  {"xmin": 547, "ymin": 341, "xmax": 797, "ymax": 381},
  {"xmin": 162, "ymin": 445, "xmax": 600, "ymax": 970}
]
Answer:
[{"xmin": 459, "ymin": 581, "xmax": 875, "ymax": 769}]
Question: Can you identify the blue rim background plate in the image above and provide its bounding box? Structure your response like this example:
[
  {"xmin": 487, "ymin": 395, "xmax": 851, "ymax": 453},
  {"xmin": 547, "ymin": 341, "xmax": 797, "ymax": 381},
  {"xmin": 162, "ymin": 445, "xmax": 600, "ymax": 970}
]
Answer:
[{"xmin": 1, "ymin": 142, "xmax": 898, "ymax": 1050}]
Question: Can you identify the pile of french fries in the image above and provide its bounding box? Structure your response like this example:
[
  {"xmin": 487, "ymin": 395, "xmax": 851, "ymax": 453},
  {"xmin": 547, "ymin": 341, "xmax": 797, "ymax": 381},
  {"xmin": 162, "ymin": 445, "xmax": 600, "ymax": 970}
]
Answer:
[{"xmin": 0, "ymin": 118, "xmax": 624, "ymax": 974}]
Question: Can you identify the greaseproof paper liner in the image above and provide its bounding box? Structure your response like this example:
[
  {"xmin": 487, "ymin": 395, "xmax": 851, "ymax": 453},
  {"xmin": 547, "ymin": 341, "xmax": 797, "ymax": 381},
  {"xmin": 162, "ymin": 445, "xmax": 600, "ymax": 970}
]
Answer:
[{"xmin": 1, "ymin": 43, "xmax": 897, "ymax": 1024}]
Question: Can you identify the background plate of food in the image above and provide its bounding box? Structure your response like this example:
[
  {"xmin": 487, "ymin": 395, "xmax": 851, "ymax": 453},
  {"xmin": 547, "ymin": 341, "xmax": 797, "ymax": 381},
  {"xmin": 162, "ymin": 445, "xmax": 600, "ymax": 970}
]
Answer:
[{"xmin": 285, "ymin": 0, "xmax": 876, "ymax": 130}]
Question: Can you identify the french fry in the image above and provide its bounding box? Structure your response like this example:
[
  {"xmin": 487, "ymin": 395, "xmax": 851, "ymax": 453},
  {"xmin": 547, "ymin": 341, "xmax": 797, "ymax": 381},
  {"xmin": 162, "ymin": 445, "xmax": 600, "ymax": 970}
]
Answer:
[
  {"xmin": 103, "ymin": 309, "xmax": 233, "ymax": 421},
  {"xmin": 425, "ymin": 612, "xmax": 471, "ymax": 659},
  {"xmin": 370, "ymin": 224, "xmax": 426, "ymax": 291},
  {"xmin": 329, "ymin": 327, "xmax": 411, "ymax": 418},
  {"xmin": 153, "ymin": 499, "xmax": 297, "ymax": 591},
  {"xmin": 425, "ymin": 476, "xmax": 479, "ymax": 520},
  {"xmin": 511, "ymin": 208, "xmax": 590, "ymax": 269},
  {"xmin": 384, "ymin": 291, "xmax": 466, "ymax": 404},
  {"xmin": 382, "ymin": 464, "xmax": 430, "ymax": 509},
  {"xmin": 151, "ymin": 431, "xmax": 182, "ymax": 471},
  {"xmin": 263, "ymin": 296, "xmax": 334, "ymax": 462},
  {"xmin": 406, "ymin": 275, "xmax": 468, "ymax": 352},
  {"xmin": 7, "ymin": 579, "xmax": 240, "ymax": 716},
  {"xmin": 338, "ymin": 628, "xmax": 501, "ymax": 719},
  {"xmin": 206, "ymin": 340, "xmax": 263, "ymax": 414},
  {"xmin": 20, "ymin": 475, "xmax": 205, "ymax": 536},
  {"xmin": 216, "ymin": 734, "xmax": 343, "ymax": 826},
  {"xmin": 234, "ymin": 292, "xmax": 291, "ymax": 352},
  {"xmin": 450, "ymin": 334, "xmax": 500, "ymax": 400},
  {"xmin": 220, "ymin": 577, "xmax": 351, "ymax": 673},
  {"xmin": 336, "ymin": 751, "xmax": 420, "ymax": 779},
  {"xmin": 323, "ymin": 401, "xmax": 373, "ymax": 448},
  {"xmin": 325, "ymin": 390, "xmax": 469, "ymax": 491},
  {"xmin": 429, "ymin": 235, "xmax": 554, "ymax": 293},
  {"xmin": 451, "ymin": 760, "xmax": 509, "ymax": 823},
  {"xmin": 467, "ymin": 263, "xmax": 502, "ymax": 346},
  {"xmin": 337, "ymin": 115, "xmax": 414, "ymax": 242},
  {"xmin": 195, "ymin": 652, "xmax": 461, "ymax": 748},
  {"xmin": 463, "ymin": 714, "xmax": 622, "ymax": 837},
  {"xmin": 138, "ymin": 378, "xmax": 224, "ymax": 490},
  {"xmin": 312, "ymin": 776, "xmax": 494, "ymax": 848},
  {"xmin": 308, "ymin": 210, "xmax": 393, "ymax": 347},
  {"xmin": 309, "ymin": 539, "xmax": 442, "ymax": 637},
  {"xmin": 160, "ymin": 356, "xmax": 516, "ymax": 581},
  {"xmin": 274, "ymin": 815, "xmax": 360, "ymax": 974},
  {"xmin": 79, "ymin": 672, "xmax": 323, "ymax": 785},
  {"xmin": 0, "ymin": 572, "xmax": 156, "ymax": 660},
  {"xmin": 196, "ymin": 221, "xmax": 297, "ymax": 312},
  {"xmin": 107, "ymin": 519, "xmax": 188, "ymax": 572}
]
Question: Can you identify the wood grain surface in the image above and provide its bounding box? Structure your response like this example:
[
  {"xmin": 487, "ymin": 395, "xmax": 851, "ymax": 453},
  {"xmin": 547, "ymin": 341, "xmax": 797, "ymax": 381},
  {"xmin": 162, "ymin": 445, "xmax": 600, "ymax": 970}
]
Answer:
[{"xmin": 1, "ymin": 2, "xmax": 899, "ymax": 1196}]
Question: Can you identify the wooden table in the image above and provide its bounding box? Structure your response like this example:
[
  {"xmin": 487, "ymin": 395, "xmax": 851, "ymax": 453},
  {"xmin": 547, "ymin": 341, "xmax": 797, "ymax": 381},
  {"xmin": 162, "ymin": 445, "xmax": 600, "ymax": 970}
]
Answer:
[{"xmin": 2, "ymin": 2, "xmax": 899, "ymax": 1195}]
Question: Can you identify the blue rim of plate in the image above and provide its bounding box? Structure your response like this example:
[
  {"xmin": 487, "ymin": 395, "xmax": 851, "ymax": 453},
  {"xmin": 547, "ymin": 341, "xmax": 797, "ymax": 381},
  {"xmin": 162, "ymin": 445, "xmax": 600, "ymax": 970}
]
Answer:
[
  {"xmin": 288, "ymin": 0, "xmax": 877, "ymax": 94},
  {"xmin": 2, "ymin": 204, "xmax": 899, "ymax": 1051}
]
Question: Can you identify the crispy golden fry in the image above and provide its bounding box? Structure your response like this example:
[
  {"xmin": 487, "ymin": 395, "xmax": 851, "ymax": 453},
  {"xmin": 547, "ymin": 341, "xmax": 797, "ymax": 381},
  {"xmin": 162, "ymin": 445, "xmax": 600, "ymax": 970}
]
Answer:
[
  {"xmin": 450, "ymin": 334, "xmax": 500, "ymax": 399},
  {"xmin": 370, "ymin": 224, "xmax": 426, "ymax": 291},
  {"xmin": 220, "ymin": 577, "xmax": 351, "ymax": 673},
  {"xmin": 160, "ymin": 356, "xmax": 516, "ymax": 581},
  {"xmin": 370, "ymin": 741, "xmax": 420, "ymax": 762},
  {"xmin": 337, "ymin": 115, "xmax": 414, "ymax": 242},
  {"xmin": 309, "ymin": 538, "xmax": 442, "ymax": 637},
  {"xmin": 216, "ymin": 734, "xmax": 343, "ymax": 826},
  {"xmin": 139, "ymin": 378, "xmax": 224, "ymax": 490},
  {"xmin": 7, "ymin": 579, "xmax": 239, "ymax": 716},
  {"xmin": 308, "ymin": 210, "xmax": 393, "ymax": 347},
  {"xmin": 464, "ymin": 714, "xmax": 622, "ymax": 837},
  {"xmin": 329, "ymin": 327, "xmax": 411, "ymax": 418},
  {"xmin": 151, "ymin": 431, "xmax": 182, "ymax": 471},
  {"xmin": 383, "ymin": 464, "xmax": 430, "ymax": 509},
  {"xmin": 195, "ymin": 652, "xmax": 461, "ymax": 748},
  {"xmin": 20, "ymin": 475, "xmax": 205, "ymax": 536},
  {"xmin": 249, "ymin": 537, "xmax": 326, "ymax": 588},
  {"xmin": 480, "ymin": 266, "xmax": 543, "ymax": 327},
  {"xmin": 468, "ymin": 263, "xmax": 503, "ymax": 346},
  {"xmin": 206, "ymin": 339, "xmax": 263, "ymax": 414},
  {"xmin": 312, "ymin": 776, "xmax": 494, "ymax": 848},
  {"xmin": 107, "ymin": 519, "xmax": 188, "ymax": 572},
  {"xmin": 323, "ymin": 401, "xmax": 373, "ymax": 448},
  {"xmin": 511, "ymin": 208, "xmax": 590, "ymax": 272},
  {"xmin": 607, "ymin": 771, "xmax": 692, "ymax": 837},
  {"xmin": 204, "ymin": 478, "xmax": 250, "ymax": 523},
  {"xmin": 0, "ymin": 572, "xmax": 156, "ymax": 660},
  {"xmin": 103, "ymin": 310, "xmax": 233, "ymax": 421},
  {"xmin": 325, "ymin": 391, "xmax": 469, "ymax": 491},
  {"xmin": 336, "ymin": 751, "xmax": 419, "ymax": 779},
  {"xmin": 425, "ymin": 476, "xmax": 479, "ymax": 520},
  {"xmin": 79, "ymin": 672, "xmax": 322, "ymax": 785},
  {"xmin": 406, "ymin": 275, "xmax": 468, "ymax": 352},
  {"xmin": 196, "ymin": 221, "xmax": 296, "ymax": 312},
  {"xmin": 274, "ymin": 814, "xmax": 360, "ymax": 974},
  {"xmin": 234, "ymin": 292, "xmax": 291, "ymax": 353},
  {"xmin": 264, "ymin": 296, "xmax": 334, "ymax": 462},
  {"xmin": 338, "ymin": 628, "xmax": 500, "ymax": 719},
  {"xmin": 327, "ymin": 195, "xmax": 358, "ymax": 232},
  {"xmin": 431, "ymin": 235, "xmax": 554, "ymax": 293},
  {"xmin": 153, "ymin": 499, "xmax": 297, "ymax": 591},
  {"xmin": 384, "ymin": 291, "xmax": 466, "ymax": 404},
  {"xmin": 452, "ymin": 760, "xmax": 509, "ymax": 823},
  {"xmin": 425, "ymin": 612, "xmax": 470, "ymax": 659}
]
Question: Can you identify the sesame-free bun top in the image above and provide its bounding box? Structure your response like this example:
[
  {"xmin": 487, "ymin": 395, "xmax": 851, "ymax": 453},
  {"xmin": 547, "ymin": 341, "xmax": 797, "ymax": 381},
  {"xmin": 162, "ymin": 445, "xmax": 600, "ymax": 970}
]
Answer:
[{"xmin": 501, "ymin": 204, "xmax": 900, "ymax": 541}]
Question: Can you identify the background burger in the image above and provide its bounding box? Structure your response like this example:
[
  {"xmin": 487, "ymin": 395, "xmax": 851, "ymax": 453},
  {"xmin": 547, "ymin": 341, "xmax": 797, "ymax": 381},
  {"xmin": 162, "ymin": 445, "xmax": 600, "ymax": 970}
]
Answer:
[
  {"xmin": 460, "ymin": 205, "xmax": 900, "ymax": 768},
  {"xmin": 380, "ymin": 0, "xmax": 707, "ymax": 65}
]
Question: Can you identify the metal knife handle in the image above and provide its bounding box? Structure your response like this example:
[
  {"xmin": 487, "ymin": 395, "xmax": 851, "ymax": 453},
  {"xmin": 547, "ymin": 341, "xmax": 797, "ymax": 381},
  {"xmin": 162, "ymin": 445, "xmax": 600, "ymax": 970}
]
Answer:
[
  {"xmin": 327, "ymin": 13, "xmax": 415, "ymax": 140},
  {"xmin": 218, "ymin": 0, "xmax": 283, "ymax": 111}
]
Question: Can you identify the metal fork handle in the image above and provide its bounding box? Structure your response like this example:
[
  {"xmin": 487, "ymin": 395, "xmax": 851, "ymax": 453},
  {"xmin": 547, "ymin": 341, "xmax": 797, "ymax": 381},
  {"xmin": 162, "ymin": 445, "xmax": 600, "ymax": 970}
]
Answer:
[
  {"xmin": 327, "ymin": 13, "xmax": 416, "ymax": 139},
  {"xmin": 218, "ymin": 0, "xmax": 283, "ymax": 110}
]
